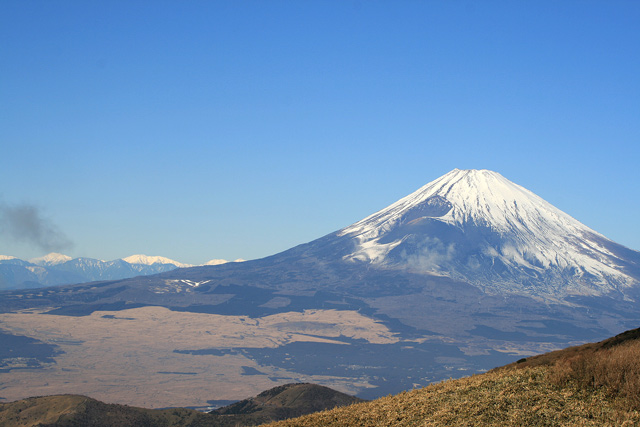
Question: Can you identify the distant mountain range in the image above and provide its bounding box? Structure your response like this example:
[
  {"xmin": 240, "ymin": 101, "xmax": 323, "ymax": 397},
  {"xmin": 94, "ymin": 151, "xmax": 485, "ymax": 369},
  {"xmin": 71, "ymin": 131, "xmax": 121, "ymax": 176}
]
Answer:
[{"xmin": 0, "ymin": 253, "xmax": 245, "ymax": 290}]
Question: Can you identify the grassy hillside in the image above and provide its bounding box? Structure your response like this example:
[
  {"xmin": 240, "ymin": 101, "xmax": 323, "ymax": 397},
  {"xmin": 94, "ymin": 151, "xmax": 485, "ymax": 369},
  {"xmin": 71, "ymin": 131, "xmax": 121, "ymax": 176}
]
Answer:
[
  {"xmin": 210, "ymin": 383, "xmax": 363, "ymax": 426},
  {"xmin": 0, "ymin": 383, "xmax": 361, "ymax": 427},
  {"xmin": 266, "ymin": 328, "xmax": 640, "ymax": 427},
  {"xmin": 0, "ymin": 394, "xmax": 208, "ymax": 427}
]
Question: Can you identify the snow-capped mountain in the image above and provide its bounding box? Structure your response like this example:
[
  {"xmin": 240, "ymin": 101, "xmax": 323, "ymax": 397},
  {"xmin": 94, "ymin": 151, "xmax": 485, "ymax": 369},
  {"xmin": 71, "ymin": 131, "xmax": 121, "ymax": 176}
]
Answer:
[
  {"xmin": 30, "ymin": 252, "xmax": 73, "ymax": 266},
  {"xmin": 122, "ymin": 254, "xmax": 193, "ymax": 268},
  {"xmin": 336, "ymin": 169, "xmax": 639, "ymax": 299},
  {"xmin": 205, "ymin": 259, "xmax": 230, "ymax": 265},
  {"xmin": 134, "ymin": 168, "xmax": 637, "ymax": 306}
]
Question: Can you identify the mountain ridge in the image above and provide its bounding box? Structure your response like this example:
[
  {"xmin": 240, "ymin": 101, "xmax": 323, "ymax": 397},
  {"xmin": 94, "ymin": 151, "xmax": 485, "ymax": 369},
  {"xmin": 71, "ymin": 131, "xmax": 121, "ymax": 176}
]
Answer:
[
  {"xmin": 0, "ymin": 253, "xmax": 186, "ymax": 290},
  {"xmin": 0, "ymin": 253, "xmax": 250, "ymax": 290}
]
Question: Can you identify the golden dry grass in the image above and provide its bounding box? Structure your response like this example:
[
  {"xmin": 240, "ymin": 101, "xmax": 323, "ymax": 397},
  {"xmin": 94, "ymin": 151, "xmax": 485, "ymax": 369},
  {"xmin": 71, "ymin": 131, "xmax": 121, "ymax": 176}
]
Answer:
[
  {"xmin": 548, "ymin": 340, "xmax": 640, "ymax": 410},
  {"xmin": 266, "ymin": 359, "xmax": 640, "ymax": 427}
]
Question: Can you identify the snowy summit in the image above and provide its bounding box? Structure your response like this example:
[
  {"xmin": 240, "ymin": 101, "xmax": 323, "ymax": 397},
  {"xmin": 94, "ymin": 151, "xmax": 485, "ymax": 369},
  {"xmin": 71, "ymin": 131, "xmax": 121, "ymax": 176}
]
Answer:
[
  {"xmin": 338, "ymin": 169, "xmax": 639, "ymax": 298},
  {"xmin": 122, "ymin": 255, "xmax": 192, "ymax": 268},
  {"xmin": 29, "ymin": 253, "xmax": 73, "ymax": 266}
]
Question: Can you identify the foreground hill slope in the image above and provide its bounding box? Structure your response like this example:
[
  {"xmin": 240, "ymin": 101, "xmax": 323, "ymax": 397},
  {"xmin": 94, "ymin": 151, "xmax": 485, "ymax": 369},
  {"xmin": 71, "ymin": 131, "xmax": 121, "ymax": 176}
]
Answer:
[{"xmin": 267, "ymin": 327, "xmax": 640, "ymax": 427}]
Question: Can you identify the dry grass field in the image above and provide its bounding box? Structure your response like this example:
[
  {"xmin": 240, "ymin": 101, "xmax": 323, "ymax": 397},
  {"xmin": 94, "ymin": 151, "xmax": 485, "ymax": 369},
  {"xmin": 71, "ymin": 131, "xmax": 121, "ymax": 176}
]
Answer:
[{"xmin": 532, "ymin": 331, "xmax": 640, "ymax": 412}]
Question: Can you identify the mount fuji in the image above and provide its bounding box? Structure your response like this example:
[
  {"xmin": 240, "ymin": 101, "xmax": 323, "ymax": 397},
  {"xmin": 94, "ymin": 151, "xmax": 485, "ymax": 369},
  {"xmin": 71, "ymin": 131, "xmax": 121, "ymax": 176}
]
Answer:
[
  {"xmin": 1, "ymin": 169, "xmax": 639, "ymax": 405},
  {"xmin": 336, "ymin": 169, "xmax": 639, "ymax": 299}
]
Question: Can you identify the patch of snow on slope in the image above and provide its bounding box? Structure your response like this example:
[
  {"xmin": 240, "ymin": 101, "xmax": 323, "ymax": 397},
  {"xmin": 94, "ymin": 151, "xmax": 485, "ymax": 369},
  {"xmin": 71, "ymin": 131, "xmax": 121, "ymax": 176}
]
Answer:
[{"xmin": 179, "ymin": 279, "xmax": 211, "ymax": 287}]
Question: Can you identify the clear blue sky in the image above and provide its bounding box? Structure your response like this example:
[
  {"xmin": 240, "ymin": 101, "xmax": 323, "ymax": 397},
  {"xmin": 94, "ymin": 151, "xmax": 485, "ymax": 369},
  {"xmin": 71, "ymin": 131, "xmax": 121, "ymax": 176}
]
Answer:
[{"xmin": 1, "ymin": 1, "xmax": 639, "ymax": 264}]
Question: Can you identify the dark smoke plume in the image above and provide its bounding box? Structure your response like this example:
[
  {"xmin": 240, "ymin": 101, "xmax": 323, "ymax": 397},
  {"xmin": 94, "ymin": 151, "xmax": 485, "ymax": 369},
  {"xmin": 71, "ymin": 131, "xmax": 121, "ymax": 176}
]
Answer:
[{"xmin": 0, "ymin": 202, "xmax": 73, "ymax": 252}]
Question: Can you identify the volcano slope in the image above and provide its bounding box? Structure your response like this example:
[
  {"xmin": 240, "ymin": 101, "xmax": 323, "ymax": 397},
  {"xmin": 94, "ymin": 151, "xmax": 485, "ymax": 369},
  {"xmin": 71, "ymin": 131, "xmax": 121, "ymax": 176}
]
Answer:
[{"xmin": 0, "ymin": 169, "xmax": 638, "ymax": 408}]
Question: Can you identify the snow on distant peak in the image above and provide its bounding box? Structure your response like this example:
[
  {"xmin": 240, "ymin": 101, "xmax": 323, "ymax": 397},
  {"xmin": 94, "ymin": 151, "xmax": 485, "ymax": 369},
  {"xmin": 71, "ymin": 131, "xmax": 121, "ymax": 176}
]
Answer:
[
  {"xmin": 30, "ymin": 252, "xmax": 72, "ymax": 266},
  {"xmin": 122, "ymin": 254, "xmax": 192, "ymax": 268},
  {"xmin": 205, "ymin": 259, "xmax": 229, "ymax": 266},
  {"xmin": 0, "ymin": 255, "xmax": 17, "ymax": 261}
]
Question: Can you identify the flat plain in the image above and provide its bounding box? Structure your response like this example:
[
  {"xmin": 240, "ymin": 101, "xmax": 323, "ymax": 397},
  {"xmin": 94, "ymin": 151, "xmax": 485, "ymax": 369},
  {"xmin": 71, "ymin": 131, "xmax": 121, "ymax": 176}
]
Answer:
[{"xmin": 0, "ymin": 306, "xmax": 396, "ymax": 408}]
